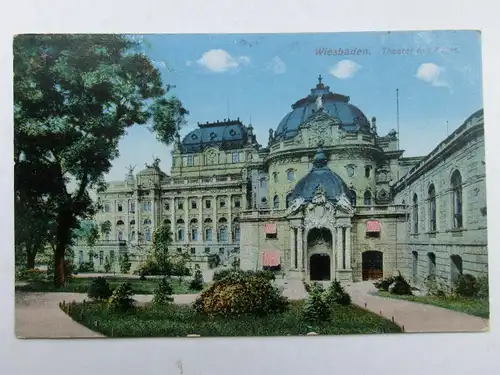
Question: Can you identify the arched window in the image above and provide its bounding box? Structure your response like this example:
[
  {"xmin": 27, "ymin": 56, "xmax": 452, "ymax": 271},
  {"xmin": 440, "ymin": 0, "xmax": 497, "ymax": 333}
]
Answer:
[
  {"xmin": 116, "ymin": 220, "xmax": 124, "ymax": 226},
  {"xmin": 365, "ymin": 166, "xmax": 371, "ymax": 178},
  {"xmin": 130, "ymin": 219, "xmax": 135, "ymax": 226},
  {"xmin": 412, "ymin": 194, "xmax": 419, "ymax": 233},
  {"xmin": 176, "ymin": 219, "xmax": 184, "ymax": 225},
  {"xmin": 349, "ymin": 189, "xmax": 357, "ymax": 206},
  {"xmin": 412, "ymin": 251, "xmax": 419, "ymax": 283},
  {"xmin": 273, "ymin": 195, "xmax": 280, "ymax": 209},
  {"xmin": 287, "ymin": 170, "xmax": 295, "ymax": 182},
  {"xmin": 204, "ymin": 218, "xmax": 212, "ymax": 224},
  {"xmin": 285, "ymin": 193, "xmax": 293, "ymax": 209},
  {"xmin": 191, "ymin": 228, "xmax": 198, "ymax": 241},
  {"xmin": 143, "ymin": 218, "xmax": 151, "ymax": 225},
  {"xmin": 451, "ymin": 170, "xmax": 463, "ymax": 228},
  {"xmin": 105, "ymin": 232, "xmax": 110, "ymax": 241},
  {"xmin": 363, "ymin": 190, "xmax": 372, "ymax": 206},
  {"xmin": 450, "ymin": 254, "xmax": 463, "ymax": 282},
  {"xmin": 427, "ymin": 252, "xmax": 436, "ymax": 276},
  {"xmin": 145, "ymin": 229, "xmax": 151, "ymax": 242},
  {"xmin": 190, "ymin": 218, "xmax": 198, "ymax": 225},
  {"xmin": 219, "ymin": 217, "xmax": 227, "ymax": 224},
  {"xmin": 164, "ymin": 219, "xmax": 171, "ymax": 226},
  {"xmin": 428, "ymin": 184, "xmax": 437, "ymax": 232}
]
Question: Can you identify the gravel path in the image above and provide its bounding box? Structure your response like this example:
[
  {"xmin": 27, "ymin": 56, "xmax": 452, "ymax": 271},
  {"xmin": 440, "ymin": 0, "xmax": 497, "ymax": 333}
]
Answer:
[{"xmin": 15, "ymin": 280, "xmax": 488, "ymax": 338}]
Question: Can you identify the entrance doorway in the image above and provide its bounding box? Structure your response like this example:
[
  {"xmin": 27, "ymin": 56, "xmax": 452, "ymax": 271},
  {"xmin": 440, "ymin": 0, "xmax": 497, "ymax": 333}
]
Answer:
[
  {"xmin": 310, "ymin": 253, "xmax": 331, "ymax": 281},
  {"xmin": 362, "ymin": 251, "xmax": 383, "ymax": 280}
]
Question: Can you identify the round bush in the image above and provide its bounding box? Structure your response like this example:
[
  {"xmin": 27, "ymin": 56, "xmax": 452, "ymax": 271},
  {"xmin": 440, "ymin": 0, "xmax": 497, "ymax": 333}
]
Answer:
[
  {"xmin": 453, "ymin": 274, "xmax": 478, "ymax": 297},
  {"xmin": 193, "ymin": 271, "xmax": 289, "ymax": 317},
  {"xmin": 87, "ymin": 277, "xmax": 112, "ymax": 301},
  {"xmin": 108, "ymin": 282, "xmax": 135, "ymax": 312},
  {"xmin": 152, "ymin": 278, "xmax": 174, "ymax": 306}
]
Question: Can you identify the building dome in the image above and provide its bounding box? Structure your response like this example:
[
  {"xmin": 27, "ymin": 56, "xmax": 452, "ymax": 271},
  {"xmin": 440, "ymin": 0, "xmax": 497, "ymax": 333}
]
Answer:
[
  {"xmin": 181, "ymin": 118, "xmax": 249, "ymax": 153},
  {"xmin": 290, "ymin": 147, "xmax": 350, "ymax": 203},
  {"xmin": 274, "ymin": 75, "xmax": 371, "ymax": 141}
]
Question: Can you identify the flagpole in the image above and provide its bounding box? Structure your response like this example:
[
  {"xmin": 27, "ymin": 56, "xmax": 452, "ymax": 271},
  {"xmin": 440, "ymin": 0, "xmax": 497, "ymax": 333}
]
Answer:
[{"xmin": 396, "ymin": 88, "xmax": 400, "ymax": 150}]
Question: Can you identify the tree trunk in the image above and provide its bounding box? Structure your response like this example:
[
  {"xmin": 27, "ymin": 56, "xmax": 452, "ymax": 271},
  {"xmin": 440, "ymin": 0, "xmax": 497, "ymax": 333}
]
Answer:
[
  {"xmin": 53, "ymin": 211, "xmax": 72, "ymax": 288},
  {"xmin": 26, "ymin": 249, "xmax": 36, "ymax": 269}
]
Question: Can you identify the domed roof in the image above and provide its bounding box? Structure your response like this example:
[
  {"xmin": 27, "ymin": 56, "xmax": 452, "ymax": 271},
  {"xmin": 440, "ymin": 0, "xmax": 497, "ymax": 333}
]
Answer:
[
  {"xmin": 181, "ymin": 118, "xmax": 249, "ymax": 153},
  {"xmin": 290, "ymin": 147, "xmax": 350, "ymax": 203},
  {"xmin": 274, "ymin": 75, "xmax": 370, "ymax": 141}
]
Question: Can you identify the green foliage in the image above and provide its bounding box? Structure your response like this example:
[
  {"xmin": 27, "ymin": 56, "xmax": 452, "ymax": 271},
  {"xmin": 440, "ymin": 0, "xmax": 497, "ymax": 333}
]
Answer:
[
  {"xmin": 207, "ymin": 254, "xmax": 221, "ymax": 269},
  {"xmin": 152, "ymin": 278, "xmax": 174, "ymax": 306},
  {"xmin": 231, "ymin": 257, "xmax": 240, "ymax": 269},
  {"xmin": 66, "ymin": 300, "xmax": 402, "ymax": 337},
  {"xmin": 390, "ymin": 273, "xmax": 413, "ymax": 295},
  {"xmin": 193, "ymin": 270, "xmax": 289, "ymax": 317},
  {"xmin": 476, "ymin": 275, "xmax": 489, "ymax": 299},
  {"xmin": 14, "ymin": 34, "xmax": 188, "ymax": 286},
  {"xmin": 133, "ymin": 252, "xmax": 191, "ymax": 277},
  {"xmin": 16, "ymin": 268, "xmax": 48, "ymax": 282},
  {"xmin": 212, "ymin": 269, "xmax": 275, "ymax": 283},
  {"xmin": 87, "ymin": 277, "xmax": 112, "ymax": 301},
  {"xmin": 189, "ymin": 268, "xmax": 204, "ymax": 290},
  {"xmin": 453, "ymin": 274, "xmax": 478, "ymax": 298},
  {"xmin": 324, "ymin": 280, "xmax": 351, "ymax": 306},
  {"xmin": 303, "ymin": 282, "xmax": 331, "ymax": 322},
  {"xmin": 77, "ymin": 260, "xmax": 95, "ymax": 273},
  {"xmin": 119, "ymin": 251, "xmax": 132, "ymax": 274},
  {"xmin": 424, "ymin": 275, "xmax": 449, "ymax": 297},
  {"xmin": 108, "ymin": 282, "xmax": 135, "ymax": 312},
  {"xmin": 100, "ymin": 221, "xmax": 111, "ymax": 236},
  {"xmin": 373, "ymin": 276, "xmax": 395, "ymax": 291},
  {"xmin": 103, "ymin": 256, "xmax": 112, "ymax": 273}
]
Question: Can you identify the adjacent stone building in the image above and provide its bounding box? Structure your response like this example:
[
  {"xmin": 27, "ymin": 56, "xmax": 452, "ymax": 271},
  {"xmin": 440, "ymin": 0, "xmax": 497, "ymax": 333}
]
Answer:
[{"xmin": 77, "ymin": 76, "xmax": 487, "ymax": 285}]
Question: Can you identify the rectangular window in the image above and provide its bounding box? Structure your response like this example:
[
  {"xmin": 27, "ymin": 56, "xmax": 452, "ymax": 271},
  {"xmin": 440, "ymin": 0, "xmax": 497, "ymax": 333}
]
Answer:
[
  {"xmin": 191, "ymin": 199, "xmax": 197, "ymax": 209},
  {"xmin": 219, "ymin": 247, "xmax": 225, "ymax": 254},
  {"xmin": 219, "ymin": 199, "xmax": 226, "ymax": 208},
  {"xmin": 178, "ymin": 201, "xmax": 184, "ymax": 210},
  {"xmin": 205, "ymin": 199, "xmax": 211, "ymax": 209},
  {"xmin": 117, "ymin": 203, "xmax": 123, "ymax": 212},
  {"xmin": 178, "ymin": 229, "xmax": 184, "ymax": 241},
  {"xmin": 99, "ymin": 251, "xmax": 104, "ymax": 265},
  {"xmin": 205, "ymin": 228, "xmax": 213, "ymax": 241},
  {"xmin": 232, "ymin": 152, "xmax": 239, "ymax": 163},
  {"xmin": 234, "ymin": 198, "xmax": 241, "ymax": 208},
  {"xmin": 104, "ymin": 204, "xmax": 110, "ymax": 212},
  {"xmin": 187, "ymin": 155, "xmax": 194, "ymax": 167},
  {"xmin": 176, "ymin": 247, "xmax": 182, "ymax": 253},
  {"xmin": 190, "ymin": 247, "xmax": 196, "ymax": 255},
  {"xmin": 164, "ymin": 202, "xmax": 170, "ymax": 211},
  {"xmin": 192, "ymin": 228, "xmax": 198, "ymax": 241},
  {"xmin": 204, "ymin": 247, "xmax": 210, "ymax": 254},
  {"xmin": 130, "ymin": 202, "xmax": 135, "ymax": 213},
  {"xmin": 234, "ymin": 228, "xmax": 241, "ymax": 242},
  {"xmin": 110, "ymin": 250, "xmax": 115, "ymax": 263}
]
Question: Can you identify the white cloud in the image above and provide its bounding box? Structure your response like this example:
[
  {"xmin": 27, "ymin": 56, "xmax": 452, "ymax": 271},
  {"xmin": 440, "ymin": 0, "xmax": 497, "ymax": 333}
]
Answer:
[
  {"xmin": 267, "ymin": 56, "xmax": 286, "ymax": 74},
  {"xmin": 328, "ymin": 60, "xmax": 362, "ymax": 79},
  {"xmin": 152, "ymin": 60, "xmax": 167, "ymax": 69},
  {"xmin": 196, "ymin": 49, "xmax": 250, "ymax": 73},
  {"xmin": 415, "ymin": 63, "xmax": 449, "ymax": 87}
]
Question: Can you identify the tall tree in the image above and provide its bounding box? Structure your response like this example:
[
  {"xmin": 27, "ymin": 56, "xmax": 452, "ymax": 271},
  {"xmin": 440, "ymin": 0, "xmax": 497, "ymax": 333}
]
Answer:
[
  {"xmin": 151, "ymin": 224, "xmax": 173, "ymax": 277},
  {"xmin": 14, "ymin": 34, "xmax": 188, "ymax": 287}
]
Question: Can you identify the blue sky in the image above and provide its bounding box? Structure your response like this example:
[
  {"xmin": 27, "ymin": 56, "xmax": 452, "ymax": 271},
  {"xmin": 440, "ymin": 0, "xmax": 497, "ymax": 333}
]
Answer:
[{"xmin": 109, "ymin": 31, "xmax": 483, "ymax": 182}]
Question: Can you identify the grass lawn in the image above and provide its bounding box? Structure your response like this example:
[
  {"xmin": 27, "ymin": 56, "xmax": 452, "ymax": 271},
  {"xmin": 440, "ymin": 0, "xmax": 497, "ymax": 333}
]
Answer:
[
  {"xmin": 64, "ymin": 300, "xmax": 402, "ymax": 337},
  {"xmin": 376, "ymin": 291, "xmax": 489, "ymax": 319},
  {"xmin": 15, "ymin": 276, "xmax": 202, "ymax": 295}
]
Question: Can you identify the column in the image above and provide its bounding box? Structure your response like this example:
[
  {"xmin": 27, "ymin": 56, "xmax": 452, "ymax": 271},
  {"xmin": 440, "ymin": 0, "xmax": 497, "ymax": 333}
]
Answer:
[
  {"xmin": 242, "ymin": 185, "xmax": 248, "ymax": 210},
  {"xmin": 331, "ymin": 227, "xmax": 336, "ymax": 278},
  {"xmin": 151, "ymin": 198, "xmax": 155, "ymax": 232},
  {"xmin": 170, "ymin": 197, "xmax": 175, "ymax": 240},
  {"xmin": 337, "ymin": 226, "xmax": 344, "ymax": 269},
  {"xmin": 184, "ymin": 196, "xmax": 189, "ymax": 244},
  {"xmin": 297, "ymin": 226, "xmax": 303, "ymax": 270},
  {"xmin": 134, "ymin": 191, "xmax": 139, "ymax": 241},
  {"xmin": 345, "ymin": 225, "xmax": 351, "ymax": 269},
  {"xmin": 198, "ymin": 195, "xmax": 203, "ymax": 243},
  {"xmin": 290, "ymin": 227, "xmax": 296, "ymax": 269},
  {"xmin": 212, "ymin": 195, "xmax": 217, "ymax": 242},
  {"xmin": 228, "ymin": 194, "xmax": 232, "ymax": 243}
]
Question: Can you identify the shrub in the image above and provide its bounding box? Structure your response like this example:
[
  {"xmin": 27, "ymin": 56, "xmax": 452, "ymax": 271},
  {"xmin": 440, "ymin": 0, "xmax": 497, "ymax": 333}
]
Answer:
[
  {"xmin": 87, "ymin": 277, "xmax": 112, "ymax": 301},
  {"xmin": 207, "ymin": 254, "xmax": 221, "ymax": 269},
  {"xmin": 453, "ymin": 274, "xmax": 478, "ymax": 298},
  {"xmin": 77, "ymin": 261, "xmax": 95, "ymax": 273},
  {"xmin": 108, "ymin": 282, "xmax": 135, "ymax": 312},
  {"xmin": 212, "ymin": 268, "xmax": 236, "ymax": 282},
  {"xmin": 373, "ymin": 276, "xmax": 395, "ymax": 291},
  {"xmin": 16, "ymin": 268, "xmax": 47, "ymax": 282},
  {"xmin": 390, "ymin": 273, "xmax": 412, "ymax": 295},
  {"xmin": 424, "ymin": 275, "xmax": 448, "ymax": 297},
  {"xmin": 303, "ymin": 281, "xmax": 311, "ymax": 293},
  {"xmin": 324, "ymin": 280, "xmax": 351, "ymax": 306},
  {"xmin": 152, "ymin": 278, "xmax": 174, "ymax": 306},
  {"xmin": 476, "ymin": 275, "xmax": 489, "ymax": 299},
  {"xmin": 303, "ymin": 282, "xmax": 330, "ymax": 322},
  {"xmin": 193, "ymin": 271, "xmax": 289, "ymax": 317},
  {"xmin": 189, "ymin": 268, "xmax": 204, "ymax": 290},
  {"xmin": 120, "ymin": 252, "xmax": 132, "ymax": 274}
]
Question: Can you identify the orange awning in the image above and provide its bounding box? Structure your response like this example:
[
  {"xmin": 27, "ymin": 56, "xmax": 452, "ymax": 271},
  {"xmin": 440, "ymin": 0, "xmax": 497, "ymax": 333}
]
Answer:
[
  {"xmin": 262, "ymin": 251, "xmax": 281, "ymax": 267},
  {"xmin": 366, "ymin": 220, "xmax": 381, "ymax": 232}
]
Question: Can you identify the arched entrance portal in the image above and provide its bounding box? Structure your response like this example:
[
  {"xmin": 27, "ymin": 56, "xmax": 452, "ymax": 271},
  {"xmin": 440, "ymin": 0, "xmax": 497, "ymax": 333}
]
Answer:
[
  {"xmin": 307, "ymin": 227, "xmax": 333, "ymax": 281},
  {"xmin": 362, "ymin": 251, "xmax": 383, "ymax": 280},
  {"xmin": 310, "ymin": 254, "xmax": 331, "ymax": 280}
]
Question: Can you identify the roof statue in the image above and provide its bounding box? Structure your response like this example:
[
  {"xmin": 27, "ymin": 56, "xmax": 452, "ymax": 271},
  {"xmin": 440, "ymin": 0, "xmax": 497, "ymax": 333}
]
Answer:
[
  {"xmin": 315, "ymin": 94, "xmax": 323, "ymax": 110},
  {"xmin": 145, "ymin": 156, "xmax": 161, "ymax": 170},
  {"xmin": 126, "ymin": 164, "xmax": 136, "ymax": 175}
]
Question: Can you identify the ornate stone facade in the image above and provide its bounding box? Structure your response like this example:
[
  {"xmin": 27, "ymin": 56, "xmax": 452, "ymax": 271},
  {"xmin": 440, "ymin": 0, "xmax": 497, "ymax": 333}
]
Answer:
[{"xmin": 76, "ymin": 77, "xmax": 488, "ymax": 285}]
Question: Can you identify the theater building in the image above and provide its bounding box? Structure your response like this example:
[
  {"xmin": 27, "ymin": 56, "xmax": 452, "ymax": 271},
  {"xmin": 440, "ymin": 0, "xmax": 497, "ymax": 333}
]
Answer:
[{"xmin": 81, "ymin": 76, "xmax": 487, "ymax": 284}]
